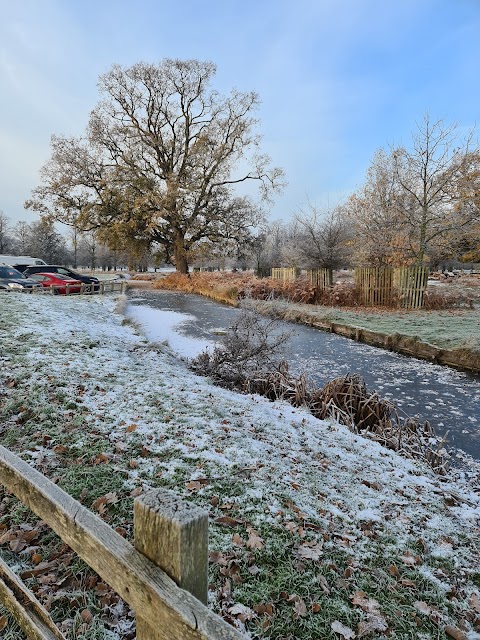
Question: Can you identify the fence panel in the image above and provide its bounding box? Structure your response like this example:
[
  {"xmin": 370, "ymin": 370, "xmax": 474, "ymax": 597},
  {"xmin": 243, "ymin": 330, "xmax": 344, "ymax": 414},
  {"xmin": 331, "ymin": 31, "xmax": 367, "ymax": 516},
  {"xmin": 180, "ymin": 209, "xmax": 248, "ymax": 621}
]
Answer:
[
  {"xmin": 306, "ymin": 268, "xmax": 333, "ymax": 290},
  {"xmin": 393, "ymin": 266, "xmax": 429, "ymax": 309},
  {"xmin": 271, "ymin": 267, "xmax": 300, "ymax": 281},
  {"xmin": 355, "ymin": 267, "xmax": 394, "ymax": 306}
]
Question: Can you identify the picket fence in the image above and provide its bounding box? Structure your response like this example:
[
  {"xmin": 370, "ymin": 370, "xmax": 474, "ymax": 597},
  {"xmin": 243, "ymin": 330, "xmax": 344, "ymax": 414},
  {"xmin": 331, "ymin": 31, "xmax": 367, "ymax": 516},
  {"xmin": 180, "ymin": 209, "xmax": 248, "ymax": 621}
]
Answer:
[{"xmin": 356, "ymin": 266, "xmax": 429, "ymax": 309}]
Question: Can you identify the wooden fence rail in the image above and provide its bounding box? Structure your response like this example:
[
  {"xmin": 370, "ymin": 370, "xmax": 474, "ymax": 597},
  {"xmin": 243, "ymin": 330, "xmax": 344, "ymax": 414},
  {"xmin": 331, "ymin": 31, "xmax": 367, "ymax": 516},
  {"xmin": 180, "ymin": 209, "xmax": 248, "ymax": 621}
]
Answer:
[
  {"xmin": 0, "ymin": 445, "xmax": 244, "ymax": 640},
  {"xmin": 35, "ymin": 281, "xmax": 127, "ymax": 296}
]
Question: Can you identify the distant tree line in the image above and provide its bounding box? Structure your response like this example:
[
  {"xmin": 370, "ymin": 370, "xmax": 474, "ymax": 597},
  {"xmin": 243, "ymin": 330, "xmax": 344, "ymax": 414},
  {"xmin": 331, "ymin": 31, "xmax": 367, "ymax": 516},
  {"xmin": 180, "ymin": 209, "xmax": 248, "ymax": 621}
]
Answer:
[{"xmin": 14, "ymin": 57, "xmax": 480, "ymax": 274}]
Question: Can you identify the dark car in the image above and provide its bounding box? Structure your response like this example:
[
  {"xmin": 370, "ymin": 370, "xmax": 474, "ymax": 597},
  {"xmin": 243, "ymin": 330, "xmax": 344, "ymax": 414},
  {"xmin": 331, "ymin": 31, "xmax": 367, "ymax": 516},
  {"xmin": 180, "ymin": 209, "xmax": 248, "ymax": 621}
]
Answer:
[
  {"xmin": 22, "ymin": 265, "xmax": 100, "ymax": 291},
  {"xmin": 0, "ymin": 265, "xmax": 42, "ymax": 291}
]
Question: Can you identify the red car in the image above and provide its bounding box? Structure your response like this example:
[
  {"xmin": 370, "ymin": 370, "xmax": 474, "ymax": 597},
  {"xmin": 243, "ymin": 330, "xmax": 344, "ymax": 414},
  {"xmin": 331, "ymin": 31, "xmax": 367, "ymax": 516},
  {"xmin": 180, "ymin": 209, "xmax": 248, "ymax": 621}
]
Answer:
[{"xmin": 29, "ymin": 272, "xmax": 83, "ymax": 295}]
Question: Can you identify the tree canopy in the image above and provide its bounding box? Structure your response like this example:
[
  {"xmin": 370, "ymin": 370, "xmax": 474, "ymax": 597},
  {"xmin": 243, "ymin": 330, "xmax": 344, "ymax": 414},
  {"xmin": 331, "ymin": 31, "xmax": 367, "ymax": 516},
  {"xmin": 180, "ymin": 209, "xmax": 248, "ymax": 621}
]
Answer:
[{"xmin": 26, "ymin": 59, "xmax": 285, "ymax": 273}]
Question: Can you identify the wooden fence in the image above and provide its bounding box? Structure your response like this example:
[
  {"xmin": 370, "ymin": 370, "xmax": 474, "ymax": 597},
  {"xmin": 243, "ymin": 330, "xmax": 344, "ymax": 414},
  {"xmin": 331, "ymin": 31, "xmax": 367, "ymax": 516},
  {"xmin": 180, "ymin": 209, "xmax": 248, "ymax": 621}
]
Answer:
[
  {"xmin": 393, "ymin": 266, "xmax": 429, "ymax": 309},
  {"xmin": 355, "ymin": 267, "xmax": 394, "ymax": 306},
  {"xmin": 271, "ymin": 267, "xmax": 300, "ymax": 282},
  {"xmin": 306, "ymin": 268, "xmax": 333, "ymax": 290},
  {"xmin": 0, "ymin": 445, "xmax": 244, "ymax": 640},
  {"xmin": 31, "ymin": 281, "xmax": 127, "ymax": 296},
  {"xmin": 355, "ymin": 266, "xmax": 429, "ymax": 309}
]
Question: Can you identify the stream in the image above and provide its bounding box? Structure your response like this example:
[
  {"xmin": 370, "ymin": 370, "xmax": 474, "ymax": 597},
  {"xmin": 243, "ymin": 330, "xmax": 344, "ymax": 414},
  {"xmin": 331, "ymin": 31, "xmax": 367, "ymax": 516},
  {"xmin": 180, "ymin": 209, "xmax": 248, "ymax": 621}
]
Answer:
[{"xmin": 126, "ymin": 289, "xmax": 480, "ymax": 464}]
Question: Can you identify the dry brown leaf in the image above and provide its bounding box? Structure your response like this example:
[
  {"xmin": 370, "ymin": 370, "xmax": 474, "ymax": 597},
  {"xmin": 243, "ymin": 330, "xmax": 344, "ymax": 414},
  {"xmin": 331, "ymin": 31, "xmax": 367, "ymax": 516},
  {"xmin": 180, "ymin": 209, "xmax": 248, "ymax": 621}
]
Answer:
[
  {"xmin": 246, "ymin": 527, "xmax": 264, "ymax": 550},
  {"xmin": 357, "ymin": 613, "xmax": 388, "ymax": 637},
  {"xmin": 228, "ymin": 603, "xmax": 256, "ymax": 622},
  {"xmin": 185, "ymin": 481, "xmax": 202, "ymax": 492},
  {"xmin": 297, "ymin": 542, "xmax": 323, "ymax": 561},
  {"xmin": 400, "ymin": 578, "xmax": 416, "ymax": 588},
  {"xmin": 126, "ymin": 423, "xmax": 138, "ymax": 432},
  {"xmin": 253, "ymin": 602, "xmax": 274, "ymax": 616},
  {"xmin": 9, "ymin": 538, "xmax": 26, "ymax": 553},
  {"xmin": 399, "ymin": 551, "xmax": 418, "ymax": 566},
  {"xmin": 387, "ymin": 564, "xmax": 400, "ymax": 577},
  {"xmin": 331, "ymin": 620, "xmax": 356, "ymax": 639},
  {"xmin": 232, "ymin": 533, "xmax": 245, "ymax": 547},
  {"xmin": 414, "ymin": 601, "xmax": 432, "ymax": 615},
  {"xmin": 445, "ymin": 626, "xmax": 468, "ymax": 640},
  {"xmin": 80, "ymin": 609, "xmax": 93, "ymax": 624},
  {"xmin": 318, "ymin": 574, "xmax": 330, "ymax": 594},
  {"xmin": 214, "ymin": 516, "xmax": 243, "ymax": 527},
  {"xmin": 0, "ymin": 615, "xmax": 7, "ymax": 631},
  {"xmin": 469, "ymin": 593, "xmax": 480, "ymax": 613}
]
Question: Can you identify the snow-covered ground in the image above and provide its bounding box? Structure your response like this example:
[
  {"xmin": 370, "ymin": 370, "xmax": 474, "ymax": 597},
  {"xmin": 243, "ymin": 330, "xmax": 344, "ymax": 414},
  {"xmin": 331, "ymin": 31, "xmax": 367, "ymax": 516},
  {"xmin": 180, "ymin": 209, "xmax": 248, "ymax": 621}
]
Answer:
[{"xmin": 1, "ymin": 293, "xmax": 479, "ymax": 639}]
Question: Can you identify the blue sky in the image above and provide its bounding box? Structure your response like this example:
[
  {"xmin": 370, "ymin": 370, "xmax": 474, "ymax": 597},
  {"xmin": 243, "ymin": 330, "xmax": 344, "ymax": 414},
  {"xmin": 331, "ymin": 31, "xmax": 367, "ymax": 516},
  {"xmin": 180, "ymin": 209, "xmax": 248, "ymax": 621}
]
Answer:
[{"xmin": 1, "ymin": 0, "xmax": 480, "ymax": 227}]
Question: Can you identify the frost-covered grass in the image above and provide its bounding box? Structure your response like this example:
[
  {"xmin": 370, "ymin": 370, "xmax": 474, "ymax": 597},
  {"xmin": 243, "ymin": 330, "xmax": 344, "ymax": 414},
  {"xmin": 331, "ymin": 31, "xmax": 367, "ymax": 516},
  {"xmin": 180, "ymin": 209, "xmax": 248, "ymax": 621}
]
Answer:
[
  {"xmin": 249, "ymin": 299, "xmax": 480, "ymax": 352},
  {"xmin": 0, "ymin": 293, "xmax": 479, "ymax": 639}
]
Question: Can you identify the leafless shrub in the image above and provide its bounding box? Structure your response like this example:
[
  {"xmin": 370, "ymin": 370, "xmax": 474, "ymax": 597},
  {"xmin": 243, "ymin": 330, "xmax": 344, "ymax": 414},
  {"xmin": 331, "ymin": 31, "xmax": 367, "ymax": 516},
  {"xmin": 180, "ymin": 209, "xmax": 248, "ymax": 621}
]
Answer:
[
  {"xmin": 190, "ymin": 304, "xmax": 292, "ymax": 389},
  {"xmin": 424, "ymin": 289, "xmax": 475, "ymax": 310},
  {"xmin": 220, "ymin": 353, "xmax": 449, "ymax": 473}
]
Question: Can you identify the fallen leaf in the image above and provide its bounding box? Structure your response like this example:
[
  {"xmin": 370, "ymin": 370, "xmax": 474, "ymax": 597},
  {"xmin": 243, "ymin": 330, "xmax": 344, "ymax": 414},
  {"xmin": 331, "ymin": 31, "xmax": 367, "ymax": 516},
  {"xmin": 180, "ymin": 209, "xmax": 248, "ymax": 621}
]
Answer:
[
  {"xmin": 214, "ymin": 516, "xmax": 243, "ymax": 527},
  {"xmin": 357, "ymin": 613, "xmax": 388, "ymax": 637},
  {"xmin": 9, "ymin": 538, "xmax": 26, "ymax": 553},
  {"xmin": 469, "ymin": 593, "xmax": 480, "ymax": 613},
  {"xmin": 399, "ymin": 551, "xmax": 418, "ymax": 566},
  {"xmin": 232, "ymin": 533, "xmax": 245, "ymax": 547},
  {"xmin": 228, "ymin": 603, "xmax": 256, "ymax": 622},
  {"xmin": 246, "ymin": 527, "xmax": 264, "ymax": 550},
  {"xmin": 317, "ymin": 575, "xmax": 330, "ymax": 594},
  {"xmin": 287, "ymin": 594, "xmax": 307, "ymax": 619},
  {"xmin": 253, "ymin": 603, "xmax": 274, "ymax": 616},
  {"xmin": 445, "ymin": 626, "xmax": 468, "ymax": 640},
  {"xmin": 126, "ymin": 423, "xmax": 138, "ymax": 432},
  {"xmin": 185, "ymin": 481, "xmax": 202, "ymax": 492},
  {"xmin": 80, "ymin": 609, "xmax": 93, "ymax": 624},
  {"xmin": 331, "ymin": 620, "xmax": 356, "ymax": 639},
  {"xmin": 414, "ymin": 601, "xmax": 432, "ymax": 615},
  {"xmin": 297, "ymin": 542, "xmax": 323, "ymax": 561}
]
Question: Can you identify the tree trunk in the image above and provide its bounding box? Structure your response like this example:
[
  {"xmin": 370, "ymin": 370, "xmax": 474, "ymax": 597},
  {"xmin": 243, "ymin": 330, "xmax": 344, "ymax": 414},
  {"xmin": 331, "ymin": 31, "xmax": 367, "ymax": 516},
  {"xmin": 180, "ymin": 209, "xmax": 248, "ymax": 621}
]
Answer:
[{"xmin": 173, "ymin": 232, "xmax": 189, "ymax": 274}]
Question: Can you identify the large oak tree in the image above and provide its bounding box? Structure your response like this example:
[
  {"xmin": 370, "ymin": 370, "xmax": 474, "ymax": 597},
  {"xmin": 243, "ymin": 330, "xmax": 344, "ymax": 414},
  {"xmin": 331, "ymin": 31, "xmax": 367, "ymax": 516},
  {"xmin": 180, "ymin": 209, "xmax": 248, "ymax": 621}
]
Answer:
[{"xmin": 27, "ymin": 59, "xmax": 284, "ymax": 273}]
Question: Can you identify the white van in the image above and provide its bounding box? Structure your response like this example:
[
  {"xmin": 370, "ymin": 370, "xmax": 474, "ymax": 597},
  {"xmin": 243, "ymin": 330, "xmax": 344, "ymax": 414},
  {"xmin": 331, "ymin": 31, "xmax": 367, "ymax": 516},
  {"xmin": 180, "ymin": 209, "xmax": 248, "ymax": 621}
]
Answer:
[{"xmin": 0, "ymin": 255, "xmax": 46, "ymax": 267}]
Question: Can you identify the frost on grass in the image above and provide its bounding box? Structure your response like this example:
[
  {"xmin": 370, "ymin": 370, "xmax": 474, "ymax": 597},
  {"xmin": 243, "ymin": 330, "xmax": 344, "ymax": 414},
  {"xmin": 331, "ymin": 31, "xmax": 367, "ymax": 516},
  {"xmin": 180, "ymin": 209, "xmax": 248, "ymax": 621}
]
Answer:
[{"xmin": 0, "ymin": 294, "xmax": 480, "ymax": 639}]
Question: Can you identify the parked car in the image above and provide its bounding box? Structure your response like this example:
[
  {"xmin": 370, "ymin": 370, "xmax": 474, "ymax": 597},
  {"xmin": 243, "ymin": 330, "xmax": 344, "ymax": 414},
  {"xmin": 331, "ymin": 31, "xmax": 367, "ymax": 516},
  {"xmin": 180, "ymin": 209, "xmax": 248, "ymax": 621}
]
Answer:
[
  {"xmin": 21, "ymin": 265, "xmax": 100, "ymax": 291},
  {"xmin": 0, "ymin": 255, "xmax": 46, "ymax": 268},
  {"xmin": 0, "ymin": 265, "xmax": 43, "ymax": 291},
  {"xmin": 28, "ymin": 272, "xmax": 83, "ymax": 295}
]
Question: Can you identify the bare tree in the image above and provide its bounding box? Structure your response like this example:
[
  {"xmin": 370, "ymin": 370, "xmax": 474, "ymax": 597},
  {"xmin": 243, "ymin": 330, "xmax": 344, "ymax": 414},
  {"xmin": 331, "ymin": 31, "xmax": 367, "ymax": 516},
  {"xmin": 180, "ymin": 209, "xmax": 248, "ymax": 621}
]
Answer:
[
  {"xmin": 0, "ymin": 211, "xmax": 12, "ymax": 253},
  {"xmin": 27, "ymin": 59, "xmax": 284, "ymax": 273},
  {"xmin": 391, "ymin": 114, "xmax": 478, "ymax": 264},
  {"xmin": 11, "ymin": 221, "xmax": 32, "ymax": 255},
  {"xmin": 293, "ymin": 204, "xmax": 351, "ymax": 269},
  {"xmin": 349, "ymin": 116, "xmax": 480, "ymax": 266}
]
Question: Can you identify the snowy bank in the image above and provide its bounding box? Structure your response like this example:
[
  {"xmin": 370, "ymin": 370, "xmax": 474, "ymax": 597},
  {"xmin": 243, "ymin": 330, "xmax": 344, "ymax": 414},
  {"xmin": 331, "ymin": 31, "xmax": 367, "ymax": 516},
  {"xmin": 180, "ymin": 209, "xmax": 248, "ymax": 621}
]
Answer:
[{"xmin": 0, "ymin": 294, "xmax": 479, "ymax": 639}]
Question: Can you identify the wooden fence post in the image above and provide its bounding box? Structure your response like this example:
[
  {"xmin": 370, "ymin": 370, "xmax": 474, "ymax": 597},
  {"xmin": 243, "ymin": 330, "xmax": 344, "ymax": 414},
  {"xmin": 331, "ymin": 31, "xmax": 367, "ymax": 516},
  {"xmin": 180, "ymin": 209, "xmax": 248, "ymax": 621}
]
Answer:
[{"xmin": 134, "ymin": 488, "xmax": 209, "ymax": 640}]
